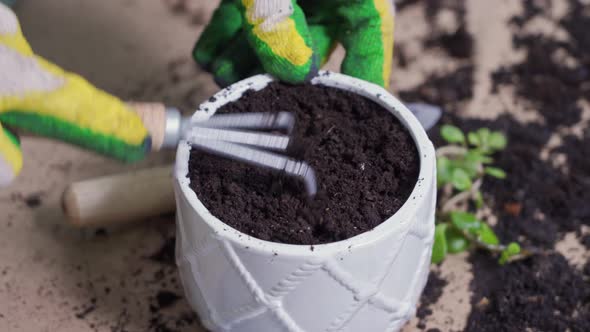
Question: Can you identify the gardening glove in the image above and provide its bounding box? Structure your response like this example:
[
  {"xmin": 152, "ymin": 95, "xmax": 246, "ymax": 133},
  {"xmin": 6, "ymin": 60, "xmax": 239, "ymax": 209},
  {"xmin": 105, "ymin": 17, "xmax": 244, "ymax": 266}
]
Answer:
[
  {"xmin": 0, "ymin": 4, "xmax": 150, "ymax": 187},
  {"xmin": 193, "ymin": 0, "xmax": 395, "ymax": 88}
]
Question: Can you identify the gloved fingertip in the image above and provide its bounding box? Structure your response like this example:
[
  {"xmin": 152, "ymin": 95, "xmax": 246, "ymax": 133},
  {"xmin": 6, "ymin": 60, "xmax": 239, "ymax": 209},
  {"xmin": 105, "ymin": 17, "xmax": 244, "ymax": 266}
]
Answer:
[
  {"xmin": 192, "ymin": 46, "xmax": 213, "ymax": 73},
  {"xmin": 211, "ymin": 60, "xmax": 243, "ymax": 88}
]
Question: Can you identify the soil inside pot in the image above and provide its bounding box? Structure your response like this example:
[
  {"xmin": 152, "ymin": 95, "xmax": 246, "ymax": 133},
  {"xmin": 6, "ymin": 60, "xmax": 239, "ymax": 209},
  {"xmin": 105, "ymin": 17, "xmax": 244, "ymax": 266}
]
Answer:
[{"xmin": 187, "ymin": 82, "xmax": 420, "ymax": 245}]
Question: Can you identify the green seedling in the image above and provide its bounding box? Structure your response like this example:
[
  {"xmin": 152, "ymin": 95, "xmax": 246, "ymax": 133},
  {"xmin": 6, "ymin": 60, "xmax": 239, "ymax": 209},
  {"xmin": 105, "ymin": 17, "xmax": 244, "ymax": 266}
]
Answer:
[{"xmin": 432, "ymin": 125, "xmax": 531, "ymax": 265}]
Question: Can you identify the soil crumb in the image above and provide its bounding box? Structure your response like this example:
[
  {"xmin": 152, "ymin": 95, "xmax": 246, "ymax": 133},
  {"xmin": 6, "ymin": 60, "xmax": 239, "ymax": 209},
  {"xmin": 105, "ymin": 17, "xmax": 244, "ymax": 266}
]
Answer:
[
  {"xmin": 24, "ymin": 193, "xmax": 42, "ymax": 208},
  {"xmin": 155, "ymin": 290, "xmax": 181, "ymax": 310},
  {"xmin": 149, "ymin": 237, "xmax": 176, "ymax": 265}
]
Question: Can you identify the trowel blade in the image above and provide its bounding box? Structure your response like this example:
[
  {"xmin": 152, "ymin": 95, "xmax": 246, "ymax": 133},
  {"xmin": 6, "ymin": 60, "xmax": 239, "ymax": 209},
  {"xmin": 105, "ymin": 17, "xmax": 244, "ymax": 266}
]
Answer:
[{"xmin": 406, "ymin": 102, "xmax": 442, "ymax": 131}]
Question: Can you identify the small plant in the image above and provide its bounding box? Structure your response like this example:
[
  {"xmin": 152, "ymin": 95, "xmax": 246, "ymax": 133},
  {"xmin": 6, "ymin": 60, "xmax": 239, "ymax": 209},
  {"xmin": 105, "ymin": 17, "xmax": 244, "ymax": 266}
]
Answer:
[{"xmin": 432, "ymin": 125, "xmax": 531, "ymax": 264}]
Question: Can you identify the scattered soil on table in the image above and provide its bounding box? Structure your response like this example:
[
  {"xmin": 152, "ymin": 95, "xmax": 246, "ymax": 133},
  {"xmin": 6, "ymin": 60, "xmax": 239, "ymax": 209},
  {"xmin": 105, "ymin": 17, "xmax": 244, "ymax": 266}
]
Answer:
[
  {"xmin": 491, "ymin": 1, "xmax": 590, "ymax": 129},
  {"xmin": 484, "ymin": 0, "xmax": 590, "ymax": 244},
  {"xmin": 188, "ymin": 82, "xmax": 420, "ymax": 245},
  {"xmin": 24, "ymin": 193, "xmax": 42, "ymax": 208},
  {"xmin": 450, "ymin": 111, "xmax": 590, "ymax": 331},
  {"xmin": 426, "ymin": 96, "xmax": 590, "ymax": 330},
  {"xmin": 69, "ymin": 233, "xmax": 196, "ymax": 332},
  {"xmin": 420, "ymin": 0, "xmax": 473, "ymax": 59},
  {"xmin": 9, "ymin": 192, "xmax": 44, "ymax": 208},
  {"xmin": 149, "ymin": 237, "xmax": 176, "ymax": 266},
  {"xmin": 396, "ymin": 0, "xmax": 422, "ymax": 11},
  {"xmin": 75, "ymin": 298, "xmax": 97, "ymax": 319},
  {"xmin": 467, "ymin": 252, "xmax": 590, "ymax": 332},
  {"xmin": 398, "ymin": 0, "xmax": 590, "ymax": 331},
  {"xmin": 155, "ymin": 291, "xmax": 181, "ymax": 310},
  {"xmin": 394, "ymin": 43, "xmax": 409, "ymax": 69},
  {"xmin": 463, "ymin": 1, "xmax": 590, "ymax": 330},
  {"xmin": 426, "ymin": 24, "xmax": 474, "ymax": 59},
  {"xmin": 148, "ymin": 310, "xmax": 196, "ymax": 332},
  {"xmin": 415, "ymin": 271, "xmax": 448, "ymax": 329},
  {"xmin": 400, "ymin": 65, "xmax": 474, "ymax": 110},
  {"xmin": 399, "ymin": 0, "xmax": 474, "ymax": 114}
]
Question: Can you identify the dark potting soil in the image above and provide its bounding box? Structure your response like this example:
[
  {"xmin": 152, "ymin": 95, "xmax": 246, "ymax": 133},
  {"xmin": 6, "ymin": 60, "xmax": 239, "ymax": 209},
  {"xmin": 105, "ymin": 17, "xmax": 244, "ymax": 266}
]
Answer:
[
  {"xmin": 188, "ymin": 82, "xmax": 420, "ymax": 245},
  {"xmin": 466, "ymin": 253, "xmax": 590, "ymax": 332}
]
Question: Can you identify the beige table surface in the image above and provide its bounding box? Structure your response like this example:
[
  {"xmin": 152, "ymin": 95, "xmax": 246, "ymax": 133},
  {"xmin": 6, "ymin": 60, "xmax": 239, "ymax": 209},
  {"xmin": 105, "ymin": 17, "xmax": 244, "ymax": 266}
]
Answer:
[{"xmin": 1, "ymin": 1, "xmax": 588, "ymax": 331}]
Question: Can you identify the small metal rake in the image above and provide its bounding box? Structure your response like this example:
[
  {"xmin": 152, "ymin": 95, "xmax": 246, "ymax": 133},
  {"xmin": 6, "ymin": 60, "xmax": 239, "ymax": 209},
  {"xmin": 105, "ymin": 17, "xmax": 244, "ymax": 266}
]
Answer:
[{"xmin": 186, "ymin": 112, "xmax": 317, "ymax": 196}]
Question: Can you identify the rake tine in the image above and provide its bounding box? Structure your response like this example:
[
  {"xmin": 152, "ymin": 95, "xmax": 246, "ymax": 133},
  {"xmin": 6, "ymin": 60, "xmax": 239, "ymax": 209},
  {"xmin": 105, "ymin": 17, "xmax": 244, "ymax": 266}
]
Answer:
[
  {"xmin": 186, "ymin": 127, "xmax": 290, "ymax": 151},
  {"xmin": 191, "ymin": 139, "xmax": 317, "ymax": 196},
  {"xmin": 194, "ymin": 112, "xmax": 295, "ymax": 133}
]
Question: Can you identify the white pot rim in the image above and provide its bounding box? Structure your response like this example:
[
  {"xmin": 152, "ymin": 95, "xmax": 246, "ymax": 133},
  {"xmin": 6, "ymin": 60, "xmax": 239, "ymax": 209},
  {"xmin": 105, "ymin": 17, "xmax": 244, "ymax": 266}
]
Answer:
[{"xmin": 175, "ymin": 71, "xmax": 436, "ymax": 258}]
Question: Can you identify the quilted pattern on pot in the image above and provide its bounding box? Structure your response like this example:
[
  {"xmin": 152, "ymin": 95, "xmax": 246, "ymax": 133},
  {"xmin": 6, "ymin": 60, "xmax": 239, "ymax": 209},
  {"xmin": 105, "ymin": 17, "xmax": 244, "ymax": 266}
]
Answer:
[{"xmin": 176, "ymin": 175, "xmax": 435, "ymax": 332}]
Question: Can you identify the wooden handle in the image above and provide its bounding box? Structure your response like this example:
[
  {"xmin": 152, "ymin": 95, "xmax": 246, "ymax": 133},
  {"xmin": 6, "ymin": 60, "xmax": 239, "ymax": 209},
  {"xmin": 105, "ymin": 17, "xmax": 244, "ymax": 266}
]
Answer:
[
  {"xmin": 127, "ymin": 102, "xmax": 167, "ymax": 151},
  {"xmin": 62, "ymin": 166, "xmax": 175, "ymax": 227}
]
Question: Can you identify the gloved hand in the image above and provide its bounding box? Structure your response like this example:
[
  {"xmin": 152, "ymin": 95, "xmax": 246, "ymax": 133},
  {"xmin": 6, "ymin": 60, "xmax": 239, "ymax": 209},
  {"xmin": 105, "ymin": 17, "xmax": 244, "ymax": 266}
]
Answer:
[
  {"xmin": 193, "ymin": 0, "xmax": 395, "ymax": 88},
  {"xmin": 0, "ymin": 4, "xmax": 151, "ymax": 187}
]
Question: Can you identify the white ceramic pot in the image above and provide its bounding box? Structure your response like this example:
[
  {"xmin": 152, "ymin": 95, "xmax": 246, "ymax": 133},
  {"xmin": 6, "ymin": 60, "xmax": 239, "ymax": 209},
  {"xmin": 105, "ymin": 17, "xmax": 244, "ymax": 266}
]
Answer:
[{"xmin": 174, "ymin": 71, "xmax": 437, "ymax": 332}]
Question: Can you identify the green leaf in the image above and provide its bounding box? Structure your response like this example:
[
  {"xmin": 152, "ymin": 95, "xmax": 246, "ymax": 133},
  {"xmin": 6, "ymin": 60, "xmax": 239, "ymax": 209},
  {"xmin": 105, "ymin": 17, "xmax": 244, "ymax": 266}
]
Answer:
[
  {"xmin": 477, "ymin": 223, "xmax": 499, "ymax": 245},
  {"xmin": 450, "ymin": 211, "xmax": 481, "ymax": 231},
  {"xmin": 441, "ymin": 125, "xmax": 465, "ymax": 144},
  {"xmin": 476, "ymin": 128, "xmax": 491, "ymax": 145},
  {"xmin": 499, "ymin": 242, "xmax": 521, "ymax": 265},
  {"xmin": 485, "ymin": 167, "xmax": 507, "ymax": 179},
  {"xmin": 451, "ymin": 168, "xmax": 472, "ymax": 191},
  {"xmin": 489, "ymin": 132, "xmax": 507, "ymax": 150},
  {"xmin": 499, "ymin": 252, "xmax": 509, "ymax": 265},
  {"xmin": 468, "ymin": 132, "xmax": 480, "ymax": 146},
  {"xmin": 465, "ymin": 150, "xmax": 493, "ymax": 164},
  {"xmin": 446, "ymin": 227, "xmax": 469, "ymax": 253},
  {"xmin": 432, "ymin": 224, "xmax": 448, "ymax": 264},
  {"xmin": 506, "ymin": 242, "xmax": 521, "ymax": 255},
  {"xmin": 437, "ymin": 157, "xmax": 453, "ymax": 187},
  {"xmin": 461, "ymin": 158, "xmax": 481, "ymax": 178}
]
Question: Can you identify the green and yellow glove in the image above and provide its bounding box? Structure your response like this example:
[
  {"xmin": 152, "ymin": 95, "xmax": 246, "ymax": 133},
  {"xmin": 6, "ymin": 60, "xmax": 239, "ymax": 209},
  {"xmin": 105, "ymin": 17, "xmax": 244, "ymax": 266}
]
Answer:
[
  {"xmin": 0, "ymin": 4, "xmax": 150, "ymax": 187},
  {"xmin": 193, "ymin": 0, "xmax": 395, "ymax": 88}
]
